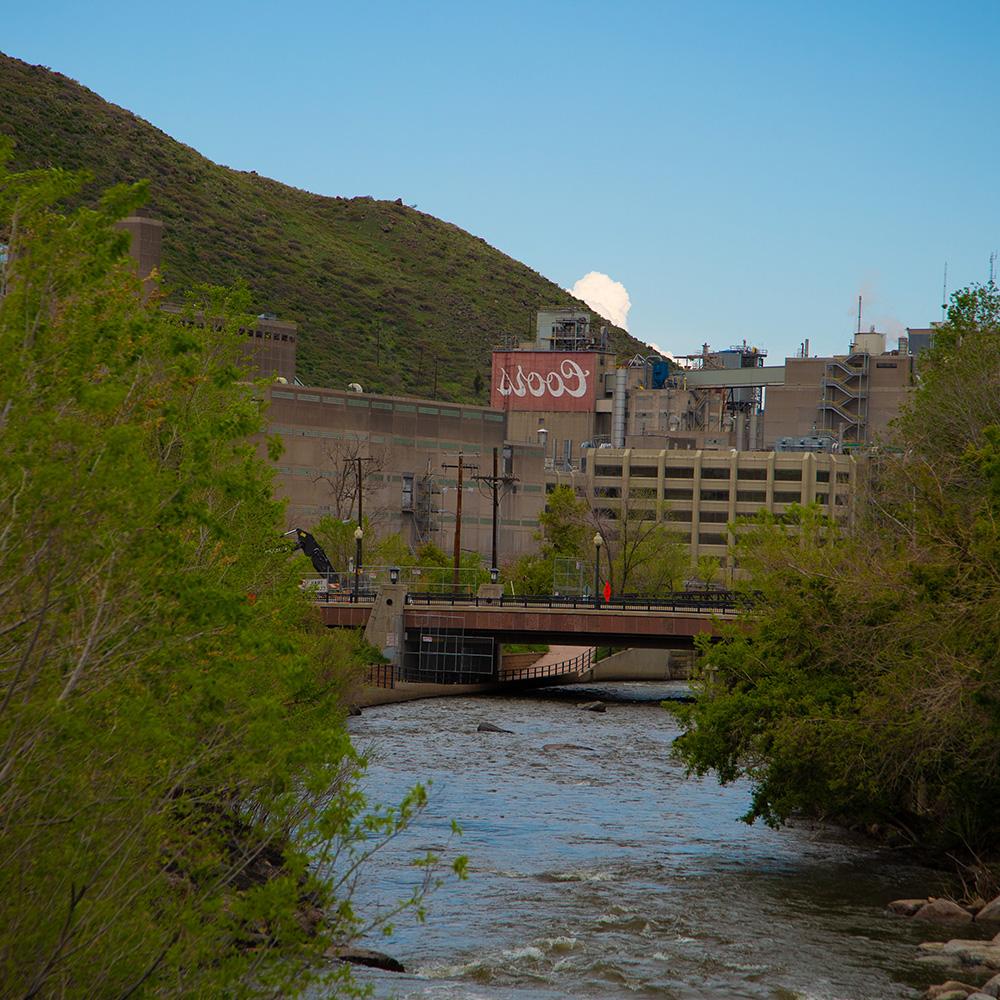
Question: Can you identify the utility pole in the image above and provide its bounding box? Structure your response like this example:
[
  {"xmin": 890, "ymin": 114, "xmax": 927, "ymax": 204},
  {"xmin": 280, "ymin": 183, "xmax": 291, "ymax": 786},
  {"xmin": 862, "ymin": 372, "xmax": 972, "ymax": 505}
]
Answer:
[
  {"xmin": 442, "ymin": 453, "xmax": 478, "ymax": 592},
  {"xmin": 473, "ymin": 447, "xmax": 518, "ymax": 576}
]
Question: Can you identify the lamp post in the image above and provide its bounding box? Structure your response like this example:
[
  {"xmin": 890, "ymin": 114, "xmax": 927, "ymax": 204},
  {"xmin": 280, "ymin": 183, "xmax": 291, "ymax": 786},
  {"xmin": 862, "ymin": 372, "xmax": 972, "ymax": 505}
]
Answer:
[
  {"xmin": 592, "ymin": 532, "xmax": 603, "ymax": 609},
  {"xmin": 490, "ymin": 566, "xmax": 499, "ymax": 584},
  {"xmin": 353, "ymin": 525, "xmax": 363, "ymax": 601},
  {"xmin": 389, "ymin": 565, "xmax": 400, "ymax": 585}
]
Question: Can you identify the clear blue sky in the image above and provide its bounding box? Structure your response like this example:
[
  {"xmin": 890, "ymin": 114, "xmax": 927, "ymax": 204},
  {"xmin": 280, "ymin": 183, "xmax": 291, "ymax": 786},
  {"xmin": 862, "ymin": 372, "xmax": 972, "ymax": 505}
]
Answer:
[{"xmin": 5, "ymin": 0, "xmax": 1000, "ymax": 360}]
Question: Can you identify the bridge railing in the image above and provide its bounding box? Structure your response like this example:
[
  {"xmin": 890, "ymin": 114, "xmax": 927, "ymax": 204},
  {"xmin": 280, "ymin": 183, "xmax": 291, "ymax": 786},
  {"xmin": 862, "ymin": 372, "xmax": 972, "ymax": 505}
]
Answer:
[
  {"xmin": 310, "ymin": 588, "xmax": 378, "ymax": 604},
  {"xmin": 499, "ymin": 647, "xmax": 594, "ymax": 682},
  {"xmin": 405, "ymin": 591, "xmax": 748, "ymax": 614}
]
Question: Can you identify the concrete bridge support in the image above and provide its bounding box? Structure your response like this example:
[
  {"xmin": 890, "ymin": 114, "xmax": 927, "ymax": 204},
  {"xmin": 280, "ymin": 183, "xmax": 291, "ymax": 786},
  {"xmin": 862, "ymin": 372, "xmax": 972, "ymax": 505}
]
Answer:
[{"xmin": 363, "ymin": 585, "xmax": 408, "ymax": 665}]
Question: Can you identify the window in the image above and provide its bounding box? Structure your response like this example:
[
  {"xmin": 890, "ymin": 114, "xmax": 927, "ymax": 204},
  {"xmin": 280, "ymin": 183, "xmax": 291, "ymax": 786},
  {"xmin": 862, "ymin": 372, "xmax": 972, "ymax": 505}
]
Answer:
[
  {"xmin": 664, "ymin": 488, "xmax": 692, "ymax": 500},
  {"xmin": 816, "ymin": 492, "xmax": 828, "ymax": 504},
  {"xmin": 595, "ymin": 465, "xmax": 623, "ymax": 477},
  {"xmin": 736, "ymin": 490, "xmax": 766, "ymax": 503},
  {"xmin": 774, "ymin": 469, "xmax": 802, "ymax": 481},
  {"xmin": 401, "ymin": 474, "xmax": 414, "ymax": 511},
  {"xmin": 666, "ymin": 509, "xmax": 692, "ymax": 522},
  {"xmin": 816, "ymin": 470, "xmax": 830, "ymax": 483},
  {"xmin": 630, "ymin": 465, "xmax": 658, "ymax": 478},
  {"xmin": 836, "ymin": 471, "xmax": 851, "ymax": 483},
  {"xmin": 700, "ymin": 489, "xmax": 729, "ymax": 502},
  {"xmin": 701, "ymin": 467, "xmax": 729, "ymax": 479},
  {"xmin": 629, "ymin": 486, "xmax": 656, "ymax": 499},
  {"xmin": 698, "ymin": 532, "xmax": 726, "ymax": 546},
  {"xmin": 700, "ymin": 510, "xmax": 729, "ymax": 523},
  {"xmin": 665, "ymin": 466, "xmax": 694, "ymax": 479},
  {"xmin": 737, "ymin": 467, "xmax": 767, "ymax": 480},
  {"xmin": 774, "ymin": 490, "xmax": 801, "ymax": 504},
  {"xmin": 594, "ymin": 486, "xmax": 621, "ymax": 498}
]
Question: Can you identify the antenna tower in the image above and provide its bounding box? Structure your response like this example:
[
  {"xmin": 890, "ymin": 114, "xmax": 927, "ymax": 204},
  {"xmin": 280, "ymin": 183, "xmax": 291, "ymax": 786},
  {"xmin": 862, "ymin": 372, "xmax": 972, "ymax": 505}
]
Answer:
[{"xmin": 942, "ymin": 262, "xmax": 948, "ymax": 321}]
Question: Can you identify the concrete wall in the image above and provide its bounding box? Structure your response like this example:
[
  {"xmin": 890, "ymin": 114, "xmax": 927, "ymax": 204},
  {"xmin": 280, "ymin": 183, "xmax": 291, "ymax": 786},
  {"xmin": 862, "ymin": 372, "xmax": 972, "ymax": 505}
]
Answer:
[
  {"xmin": 587, "ymin": 647, "xmax": 695, "ymax": 681},
  {"xmin": 265, "ymin": 385, "xmax": 547, "ymax": 562}
]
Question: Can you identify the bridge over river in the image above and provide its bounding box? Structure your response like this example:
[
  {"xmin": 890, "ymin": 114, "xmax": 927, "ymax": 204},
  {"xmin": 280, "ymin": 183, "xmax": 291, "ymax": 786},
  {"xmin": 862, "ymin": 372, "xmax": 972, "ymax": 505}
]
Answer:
[{"xmin": 319, "ymin": 590, "xmax": 742, "ymax": 688}]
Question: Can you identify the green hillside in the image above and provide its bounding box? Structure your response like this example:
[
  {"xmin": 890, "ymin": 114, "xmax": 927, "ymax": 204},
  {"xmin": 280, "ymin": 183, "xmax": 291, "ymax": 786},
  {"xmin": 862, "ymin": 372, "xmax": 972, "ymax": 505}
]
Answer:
[{"xmin": 0, "ymin": 52, "xmax": 650, "ymax": 401}]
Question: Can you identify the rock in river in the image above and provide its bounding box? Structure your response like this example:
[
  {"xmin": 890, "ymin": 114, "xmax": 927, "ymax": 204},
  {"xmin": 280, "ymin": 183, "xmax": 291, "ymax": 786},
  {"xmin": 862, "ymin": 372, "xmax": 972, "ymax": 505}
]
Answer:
[
  {"xmin": 913, "ymin": 899, "xmax": 974, "ymax": 924},
  {"xmin": 888, "ymin": 898, "xmax": 927, "ymax": 916},
  {"xmin": 328, "ymin": 946, "xmax": 405, "ymax": 972},
  {"xmin": 578, "ymin": 700, "xmax": 606, "ymax": 713},
  {"xmin": 477, "ymin": 721, "xmax": 514, "ymax": 734},
  {"xmin": 925, "ymin": 982, "xmax": 980, "ymax": 999}
]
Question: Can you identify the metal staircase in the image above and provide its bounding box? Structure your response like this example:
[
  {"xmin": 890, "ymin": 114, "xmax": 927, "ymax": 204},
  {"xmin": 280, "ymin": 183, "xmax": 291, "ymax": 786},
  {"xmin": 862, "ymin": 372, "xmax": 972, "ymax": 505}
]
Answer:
[{"xmin": 819, "ymin": 353, "xmax": 870, "ymax": 444}]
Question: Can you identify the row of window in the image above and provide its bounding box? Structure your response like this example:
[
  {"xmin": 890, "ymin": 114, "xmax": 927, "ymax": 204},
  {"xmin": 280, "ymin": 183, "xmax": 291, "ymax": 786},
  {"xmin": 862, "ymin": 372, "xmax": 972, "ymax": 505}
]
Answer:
[{"xmin": 592, "ymin": 464, "xmax": 851, "ymax": 484}]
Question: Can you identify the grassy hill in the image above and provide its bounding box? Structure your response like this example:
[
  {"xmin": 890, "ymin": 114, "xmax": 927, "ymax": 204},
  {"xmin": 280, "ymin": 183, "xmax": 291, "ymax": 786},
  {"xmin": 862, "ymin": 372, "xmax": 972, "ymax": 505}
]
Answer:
[{"xmin": 0, "ymin": 52, "xmax": 650, "ymax": 401}]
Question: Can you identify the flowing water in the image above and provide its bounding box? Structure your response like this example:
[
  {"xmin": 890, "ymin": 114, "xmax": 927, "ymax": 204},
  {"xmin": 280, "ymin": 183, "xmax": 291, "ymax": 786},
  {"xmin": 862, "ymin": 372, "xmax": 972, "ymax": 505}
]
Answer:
[{"xmin": 343, "ymin": 683, "xmax": 958, "ymax": 1000}]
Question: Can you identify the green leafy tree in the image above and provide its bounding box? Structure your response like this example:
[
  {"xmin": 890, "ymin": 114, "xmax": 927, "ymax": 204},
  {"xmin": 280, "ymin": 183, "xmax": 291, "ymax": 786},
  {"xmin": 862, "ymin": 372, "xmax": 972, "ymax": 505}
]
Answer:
[
  {"xmin": 505, "ymin": 485, "xmax": 687, "ymax": 597},
  {"xmin": 591, "ymin": 497, "xmax": 689, "ymax": 596},
  {"xmin": 695, "ymin": 554, "xmax": 722, "ymax": 590},
  {"xmin": 669, "ymin": 285, "xmax": 1000, "ymax": 855},
  {"xmin": 504, "ymin": 485, "xmax": 590, "ymax": 594},
  {"xmin": 0, "ymin": 141, "xmax": 463, "ymax": 996}
]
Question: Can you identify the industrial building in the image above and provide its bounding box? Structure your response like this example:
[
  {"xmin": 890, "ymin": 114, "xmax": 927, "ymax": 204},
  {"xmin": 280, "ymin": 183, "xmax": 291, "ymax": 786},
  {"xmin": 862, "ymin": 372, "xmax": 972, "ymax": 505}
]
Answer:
[
  {"xmin": 550, "ymin": 447, "xmax": 857, "ymax": 571},
  {"xmin": 118, "ymin": 218, "xmax": 922, "ymax": 578},
  {"xmin": 762, "ymin": 329, "xmax": 915, "ymax": 449}
]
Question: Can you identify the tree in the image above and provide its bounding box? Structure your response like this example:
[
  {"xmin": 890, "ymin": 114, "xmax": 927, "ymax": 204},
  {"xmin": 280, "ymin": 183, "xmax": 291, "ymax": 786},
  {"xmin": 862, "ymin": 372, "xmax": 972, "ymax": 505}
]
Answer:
[
  {"xmin": 504, "ymin": 485, "xmax": 590, "ymax": 594},
  {"xmin": 0, "ymin": 141, "xmax": 463, "ymax": 996},
  {"xmin": 504, "ymin": 485, "xmax": 688, "ymax": 597},
  {"xmin": 311, "ymin": 437, "xmax": 387, "ymax": 524},
  {"xmin": 695, "ymin": 554, "xmax": 722, "ymax": 590},
  {"xmin": 590, "ymin": 496, "xmax": 689, "ymax": 596},
  {"xmin": 669, "ymin": 284, "xmax": 1000, "ymax": 855}
]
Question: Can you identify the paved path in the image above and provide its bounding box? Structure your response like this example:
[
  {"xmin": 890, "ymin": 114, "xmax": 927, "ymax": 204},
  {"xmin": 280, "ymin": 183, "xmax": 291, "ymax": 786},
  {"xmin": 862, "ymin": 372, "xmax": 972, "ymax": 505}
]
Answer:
[{"xmin": 529, "ymin": 645, "xmax": 593, "ymax": 671}]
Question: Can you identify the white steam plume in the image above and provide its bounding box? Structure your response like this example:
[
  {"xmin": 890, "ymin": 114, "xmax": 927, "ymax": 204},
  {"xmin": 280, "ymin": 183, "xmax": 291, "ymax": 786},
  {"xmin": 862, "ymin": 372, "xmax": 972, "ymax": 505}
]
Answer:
[{"xmin": 570, "ymin": 271, "xmax": 631, "ymax": 331}]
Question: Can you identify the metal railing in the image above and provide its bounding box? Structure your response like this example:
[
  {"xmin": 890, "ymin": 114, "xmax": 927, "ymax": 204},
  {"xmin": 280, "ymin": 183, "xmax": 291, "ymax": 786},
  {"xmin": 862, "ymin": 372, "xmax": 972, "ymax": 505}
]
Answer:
[
  {"xmin": 499, "ymin": 647, "xmax": 594, "ymax": 682},
  {"xmin": 406, "ymin": 591, "xmax": 747, "ymax": 614},
  {"xmin": 364, "ymin": 662, "xmax": 396, "ymax": 689},
  {"xmin": 314, "ymin": 590, "xmax": 378, "ymax": 604}
]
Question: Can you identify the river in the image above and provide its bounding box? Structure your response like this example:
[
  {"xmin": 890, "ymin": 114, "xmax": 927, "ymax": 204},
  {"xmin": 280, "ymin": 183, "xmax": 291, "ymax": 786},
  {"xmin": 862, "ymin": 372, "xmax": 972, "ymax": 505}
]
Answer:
[{"xmin": 343, "ymin": 682, "xmax": 953, "ymax": 1000}]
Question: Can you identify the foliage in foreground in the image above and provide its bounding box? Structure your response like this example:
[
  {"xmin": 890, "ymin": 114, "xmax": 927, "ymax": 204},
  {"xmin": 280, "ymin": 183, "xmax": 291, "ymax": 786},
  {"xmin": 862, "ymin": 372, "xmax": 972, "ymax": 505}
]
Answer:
[
  {"xmin": 0, "ymin": 142, "xmax": 463, "ymax": 997},
  {"xmin": 669, "ymin": 284, "xmax": 1000, "ymax": 854}
]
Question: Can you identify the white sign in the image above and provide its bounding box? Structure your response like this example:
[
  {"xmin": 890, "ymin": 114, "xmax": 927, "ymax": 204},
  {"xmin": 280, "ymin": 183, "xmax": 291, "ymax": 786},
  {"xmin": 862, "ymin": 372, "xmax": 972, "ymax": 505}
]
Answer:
[{"xmin": 496, "ymin": 358, "xmax": 591, "ymax": 399}]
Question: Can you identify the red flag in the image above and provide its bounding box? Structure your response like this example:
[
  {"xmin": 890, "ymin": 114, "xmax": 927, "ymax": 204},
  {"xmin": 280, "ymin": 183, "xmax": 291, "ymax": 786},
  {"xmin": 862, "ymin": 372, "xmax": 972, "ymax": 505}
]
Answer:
[{"xmin": 602, "ymin": 581, "xmax": 611, "ymax": 602}]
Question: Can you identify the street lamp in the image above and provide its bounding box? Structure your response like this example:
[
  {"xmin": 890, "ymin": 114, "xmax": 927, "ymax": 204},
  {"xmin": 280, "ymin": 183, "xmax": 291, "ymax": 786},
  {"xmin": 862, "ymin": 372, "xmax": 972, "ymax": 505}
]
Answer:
[
  {"xmin": 490, "ymin": 566, "xmax": 499, "ymax": 584},
  {"xmin": 389, "ymin": 565, "xmax": 400, "ymax": 585},
  {"xmin": 353, "ymin": 525, "xmax": 363, "ymax": 601},
  {"xmin": 593, "ymin": 532, "xmax": 603, "ymax": 608}
]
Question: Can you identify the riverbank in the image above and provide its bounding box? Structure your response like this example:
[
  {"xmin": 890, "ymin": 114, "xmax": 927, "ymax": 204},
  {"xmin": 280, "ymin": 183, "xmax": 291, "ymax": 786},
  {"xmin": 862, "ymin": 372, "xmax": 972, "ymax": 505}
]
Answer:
[{"xmin": 352, "ymin": 646, "xmax": 693, "ymax": 708}]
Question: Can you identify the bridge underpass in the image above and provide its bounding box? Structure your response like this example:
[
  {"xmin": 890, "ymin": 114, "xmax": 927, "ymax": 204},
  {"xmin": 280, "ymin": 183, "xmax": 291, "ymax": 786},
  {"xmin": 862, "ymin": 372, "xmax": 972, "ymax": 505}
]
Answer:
[{"xmin": 320, "ymin": 591, "xmax": 739, "ymax": 687}]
